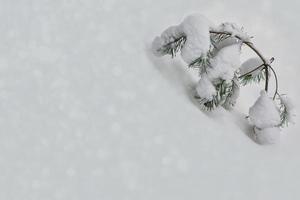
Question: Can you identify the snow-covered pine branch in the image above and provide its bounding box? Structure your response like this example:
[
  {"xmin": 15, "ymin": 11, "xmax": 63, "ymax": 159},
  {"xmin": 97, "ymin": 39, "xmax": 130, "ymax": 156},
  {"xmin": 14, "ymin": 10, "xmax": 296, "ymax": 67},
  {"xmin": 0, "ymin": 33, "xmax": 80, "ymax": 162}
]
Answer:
[
  {"xmin": 277, "ymin": 95, "xmax": 295, "ymax": 127},
  {"xmin": 152, "ymin": 14, "xmax": 294, "ymax": 144},
  {"xmin": 152, "ymin": 14, "xmax": 245, "ymax": 110},
  {"xmin": 249, "ymin": 91, "xmax": 281, "ymax": 144},
  {"xmin": 152, "ymin": 14, "xmax": 212, "ymax": 63},
  {"xmin": 239, "ymin": 58, "xmax": 266, "ymax": 85}
]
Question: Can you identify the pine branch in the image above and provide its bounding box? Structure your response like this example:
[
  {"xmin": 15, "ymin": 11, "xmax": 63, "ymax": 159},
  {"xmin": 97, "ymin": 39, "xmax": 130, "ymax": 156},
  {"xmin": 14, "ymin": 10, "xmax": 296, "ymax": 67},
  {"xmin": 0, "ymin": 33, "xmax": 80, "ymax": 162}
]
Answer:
[
  {"xmin": 238, "ymin": 63, "xmax": 265, "ymax": 79},
  {"xmin": 195, "ymin": 80, "xmax": 233, "ymax": 110},
  {"xmin": 223, "ymin": 76, "xmax": 240, "ymax": 109},
  {"xmin": 188, "ymin": 55, "xmax": 212, "ymax": 75},
  {"xmin": 239, "ymin": 70, "xmax": 266, "ymax": 86},
  {"xmin": 158, "ymin": 36, "xmax": 186, "ymax": 58},
  {"xmin": 209, "ymin": 30, "xmax": 272, "ymax": 93},
  {"xmin": 210, "ymin": 33, "xmax": 232, "ymax": 47},
  {"xmin": 277, "ymin": 95, "xmax": 293, "ymax": 127}
]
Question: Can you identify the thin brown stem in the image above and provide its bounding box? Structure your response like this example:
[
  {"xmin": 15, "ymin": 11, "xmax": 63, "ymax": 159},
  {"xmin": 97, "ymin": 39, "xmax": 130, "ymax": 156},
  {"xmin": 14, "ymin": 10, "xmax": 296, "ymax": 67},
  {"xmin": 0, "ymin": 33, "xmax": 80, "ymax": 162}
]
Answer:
[
  {"xmin": 210, "ymin": 31, "xmax": 268, "ymax": 62},
  {"xmin": 267, "ymin": 64, "xmax": 279, "ymax": 100},
  {"xmin": 264, "ymin": 66, "xmax": 269, "ymax": 92}
]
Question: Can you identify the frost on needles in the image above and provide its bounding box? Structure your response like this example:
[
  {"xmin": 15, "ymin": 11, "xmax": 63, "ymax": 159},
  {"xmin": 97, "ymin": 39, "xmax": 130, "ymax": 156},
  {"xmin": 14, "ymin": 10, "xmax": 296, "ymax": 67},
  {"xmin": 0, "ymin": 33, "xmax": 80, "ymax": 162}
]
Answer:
[{"xmin": 152, "ymin": 14, "xmax": 295, "ymax": 144}]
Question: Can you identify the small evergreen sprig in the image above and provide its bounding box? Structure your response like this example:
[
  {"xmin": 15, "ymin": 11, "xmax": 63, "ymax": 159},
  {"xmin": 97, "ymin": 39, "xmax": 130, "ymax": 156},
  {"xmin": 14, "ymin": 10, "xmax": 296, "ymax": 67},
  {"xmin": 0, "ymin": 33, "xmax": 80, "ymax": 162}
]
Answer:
[
  {"xmin": 223, "ymin": 76, "xmax": 240, "ymax": 109},
  {"xmin": 153, "ymin": 15, "xmax": 294, "ymax": 144},
  {"xmin": 210, "ymin": 32, "xmax": 232, "ymax": 47},
  {"xmin": 157, "ymin": 36, "xmax": 187, "ymax": 58},
  {"xmin": 188, "ymin": 54, "xmax": 212, "ymax": 75},
  {"xmin": 195, "ymin": 80, "xmax": 234, "ymax": 110},
  {"xmin": 277, "ymin": 94, "xmax": 294, "ymax": 127},
  {"xmin": 239, "ymin": 70, "xmax": 265, "ymax": 86}
]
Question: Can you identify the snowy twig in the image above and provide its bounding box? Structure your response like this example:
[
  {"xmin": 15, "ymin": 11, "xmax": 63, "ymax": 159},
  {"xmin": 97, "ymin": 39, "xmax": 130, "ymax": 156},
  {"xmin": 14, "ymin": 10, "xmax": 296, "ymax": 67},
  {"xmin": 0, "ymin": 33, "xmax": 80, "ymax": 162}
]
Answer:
[
  {"xmin": 239, "ymin": 58, "xmax": 274, "ymax": 79},
  {"xmin": 238, "ymin": 63, "xmax": 264, "ymax": 78},
  {"xmin": 209, "ymin": 30, "xmax": 279, "ymax": 99},
  {"xmin": 152, "ymin": 15, "xmax": 293, "ymax": 144},
  {"xmin": 209, "ymin": 31, "xmax": 268, "ymax": 62}
]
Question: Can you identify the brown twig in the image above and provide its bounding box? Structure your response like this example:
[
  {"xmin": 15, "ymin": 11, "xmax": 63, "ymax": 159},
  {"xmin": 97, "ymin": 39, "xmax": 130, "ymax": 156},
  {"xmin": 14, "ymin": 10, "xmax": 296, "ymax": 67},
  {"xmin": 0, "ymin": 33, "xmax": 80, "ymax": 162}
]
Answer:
[{"xmin": 267, "ymin": 65, "xmax": 279, "ymax": 100}]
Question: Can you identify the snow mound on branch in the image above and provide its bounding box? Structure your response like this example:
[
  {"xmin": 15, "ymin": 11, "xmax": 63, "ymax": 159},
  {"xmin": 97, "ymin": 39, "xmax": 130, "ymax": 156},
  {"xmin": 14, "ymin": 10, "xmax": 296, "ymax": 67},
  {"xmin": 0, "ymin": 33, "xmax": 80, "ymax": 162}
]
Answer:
[
  {"xmin": 214, "ymin": 22, "xmax": 251, "ymax": 42},
  {"xmin": 207, "ymin": 61, "xmax": 235, "ymax": 81},
  {"xmin": 215, "ymin": 43, "xmax": 241, "ymax": 70},
  {"xmin": 152, "ymin": 26, "xmax": 184, "ymax": 56},
  {"xmin": 249, "ymin": 91, "xmax": 282, "ymax": 145},
  {"xmin": 179, "ymin": 14, "xmax": 211, "ymax": 64},
  {"xmin": 240, "ymin": 57, "xmax": 264, "ymax": 76},
  {"xmin": 249, "ymin": 91, "xmax": 281, "ymax": 129},
  {"xmin": 208, "ymin": 44, "xmax": 241, "ymax": 81},
  {"xmin": 254, "ymin": 127, "xmax": 281, "ymax": 145},
  {"xmin": 151, "ymin": 14, "xmax": 212, "ymax": 64},
  {"xmin": 159, "ymin": 26, "xmax": 183, "ymax": 44},
  {"xmin": 196, "ymin": 75, "xmax": 216, "ymax": 101}
]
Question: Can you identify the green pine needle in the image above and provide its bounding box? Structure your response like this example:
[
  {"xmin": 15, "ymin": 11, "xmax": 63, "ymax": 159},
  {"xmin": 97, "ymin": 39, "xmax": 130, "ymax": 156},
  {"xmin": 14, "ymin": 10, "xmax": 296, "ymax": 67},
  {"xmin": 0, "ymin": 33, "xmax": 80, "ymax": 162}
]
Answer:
[
  {"xmin": 277, "ymin": 95, "xmax": 290, "ymax": 127},
  {"xmin": 210, "ymin": 33, "xmax": 232, "ymax": 46},
  {"xmin": 158, "ymin": 36, "xmax": 186, "ymax": 58},
  {"xmin": 196, "ymin": 80, "xmax": 234, "ymax": 111},
  {"xmin": 239, "ymin": 71, "xmax": 265, "ymax": 86}
]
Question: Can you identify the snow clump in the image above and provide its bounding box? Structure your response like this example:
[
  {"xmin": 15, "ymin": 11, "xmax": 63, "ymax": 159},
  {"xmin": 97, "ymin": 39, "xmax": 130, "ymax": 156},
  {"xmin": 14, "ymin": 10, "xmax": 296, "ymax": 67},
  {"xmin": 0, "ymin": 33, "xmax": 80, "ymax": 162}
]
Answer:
[
  {"xmin": 179, "ymin": 14, "xmax": 211, "ymax": 64},
  {"xmin": 249, "ymin": 91, "xmax": 281, "ymax": 144},
  {"xmin": 208, "ymin": 43, "xmax": 241, "ymax": 81},
  {"xmin": 195, "ymin": 75, "xmax": 216, "ymax": 101},
  {"xmin": 152, "ymin": 26, "xmax": 184, "ymax": 57},
  {"xmin": 213, "ymin": 22, "xmax": 251, "ymax": 42},
  {"xmin": 152, "ymin": 14, "xmax": 212, "ymax": 64}
]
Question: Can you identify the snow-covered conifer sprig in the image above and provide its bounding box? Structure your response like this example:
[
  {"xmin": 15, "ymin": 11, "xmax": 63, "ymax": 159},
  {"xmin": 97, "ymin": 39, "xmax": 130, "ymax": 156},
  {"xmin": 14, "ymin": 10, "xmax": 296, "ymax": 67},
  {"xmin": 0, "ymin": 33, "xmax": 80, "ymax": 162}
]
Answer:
[
  {"xmin": 210, "ymin": 32, "xmax": 233, "ymax": 47},
  {"xmin": 239, "ymin": 69, "xmax": 266, "ymax": 86},
  {"xmin": 277, "ymin": 94, "xmax": 295, "ymax": 127},
  {"xmin": 151, "ymin": 14, "xmax": 281, "ymax": 103},
  {"xmin": 152, "ymin": 14, "xmax": 294, "ymax": 144},
  {"xmin": 195, "ymin": 79, "xmax": 234, "ymax": 110},
  {"xmin": 238, "ymin": 57, "xmax": 274, "ymax": 86},
  {"xmin": 188, "ymin": 55, "xmax": 210, "ymax": 68},
  {"xmin": 214, "ymin": 22, "xmax": 252, "ymax": 42},
  {"xmin": 188, "ymin": 54, "xmax": 213, "ymax": 76},
  {"xmin": 223, "ymin": 76, "xmax": 240, "ymax": 110},
  {"xmin": 153, "ymin": 35, "xmax": 187, "ymax": 58}
]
